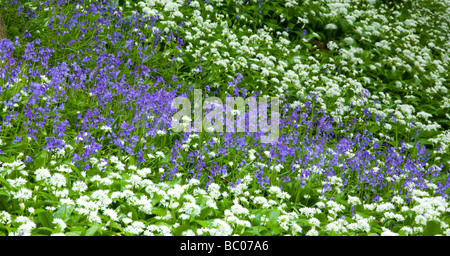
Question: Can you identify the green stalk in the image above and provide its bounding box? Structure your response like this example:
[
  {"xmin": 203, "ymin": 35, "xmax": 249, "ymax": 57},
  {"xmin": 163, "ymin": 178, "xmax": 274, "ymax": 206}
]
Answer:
[
  {"xmin": 395, "ymin": 122, "xmax": 398, "ymax": 150},
  {"xmin": 294, "ymin": 182, "xmax": 301, "ymax": 205}
]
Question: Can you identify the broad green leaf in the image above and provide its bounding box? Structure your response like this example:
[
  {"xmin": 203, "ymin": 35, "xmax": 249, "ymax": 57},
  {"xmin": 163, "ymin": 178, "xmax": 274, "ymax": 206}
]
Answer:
[
  {"xmin": 37, "ymin": 210, "xmax": 53, "ymax": 228},
  {"xmin": 173, "ymin": 223, "xmax": 192, "ymax": 236},
  {"xmin": 424, "ymin": 220, "xmax": 441, "ymax": 236},
  {"xmin": 54, "ymin": 205, "xmax": 75, "ymax": 220},
  {"xmin": 33, "ymin": 227, "xmax": 54, "ymax": 235},
  {"xmin": 65, "ymin": 231, "xmax": 82, "ymax": 236},
  {"xmin": 86, "ymin": 224, "xmax": 102, "ymax": 236},
  {"xmin": 151, "ymin": 207, "xmax": 167, "ymax": 217},
  {"xmin": 193, "ymin": 220, "xmax": 208, "ymax": 228},
  {"xmin": 200, "ymin": 207, "xmax": 214, "ymax": 219},
  {"xmin": 266, "ymin": 210, "xmax": 281, "ymax": 229}
]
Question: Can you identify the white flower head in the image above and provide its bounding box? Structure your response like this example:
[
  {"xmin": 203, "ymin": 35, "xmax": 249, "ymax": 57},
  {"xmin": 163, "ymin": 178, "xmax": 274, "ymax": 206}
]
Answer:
[{"xmin": 325, "ymin": 23, "xmax": 338, "ymax": 30}]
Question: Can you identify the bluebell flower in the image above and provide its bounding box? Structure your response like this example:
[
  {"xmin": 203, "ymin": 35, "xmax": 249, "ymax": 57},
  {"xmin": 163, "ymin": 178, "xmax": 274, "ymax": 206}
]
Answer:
[{"xmin": 24, "ymin": 156, "xmax": 33, "ymax": 163}]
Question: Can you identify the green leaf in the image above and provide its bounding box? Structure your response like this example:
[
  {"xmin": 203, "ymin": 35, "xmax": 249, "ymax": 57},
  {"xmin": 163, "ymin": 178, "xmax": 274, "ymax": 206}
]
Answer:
[
  {"xmin": 423, "ymin": 220, "xmax": 441, "ymax": 236},
  {"xmin": 37, "ymin": 210, "xmax": 53, "ymax": 228},
  {"xmin": 33, "ymin": 227, "xmax": 54, "ymax": 235},
  {"xmin": 65, "ymin": 231, "xmax": 81, "ymax": 236},
  {"xmin": 151, "ymin": 207, "xmax": 167, "ymax": 217},
  {"xmin": 173, "ymin": 223, "xmax": 192, "ymax": 236},
  {"xmin": 392, "ymin": 224, "xmax": 401, "ymax": 233},
  {"xmin": 243, "ymin": 226, "xmax": 267, "ymax": 236},
  {"xmin": 34, "ymin": 151, "xmax": 47, "ymax": 169},
  {"xmin": 0, "ymin": 156, "xmax": 11, "ymax": 163},
  {"xmin": 261, "ymin": 227, "xmax": 281, "ymax": 236},
  {"xmin": 266, "ymin": 210, "xmax": 281, "ymax": 229},
  {"xmin": 54, "ymin": 205, "xmax": 75, "ymax": 220},
  {"xmin": 316, "ymin": 213, "xmax": 326, "ymax": 222},
  {"xmin": 86, "ymin": 224, "xmax": 102, "ymax": 236},
  {"xmin": 36, "ymin": 191, "xmax": 57, "ymax": 201},
  {"xmin": 68, "ymin": 226, "xmax": 86, "ymax": 236},
  {"xmin": 404, "ymin": 210, "xmax": 415, "ymax": 225},
  {"xmin": 354, "ymin": 204, "xmax": 364, "ymax": 213},
  {"xmin": 339, "ymin": 19, "xmax": 351, "ymax": 33},
  {"xmin": 193, "ymin": 220, "xmax": 208, "ymax": 228},
  {"xmin": 151, "ymin": 195, "xmax": 163, "ymax": 205},
  {"xmin": 200, "ymin": 207, "xmax": 214, "ymax": 219},
  {"xmin": 0, "ymin": 177, "xmax": 15, "ymax": 192}
]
